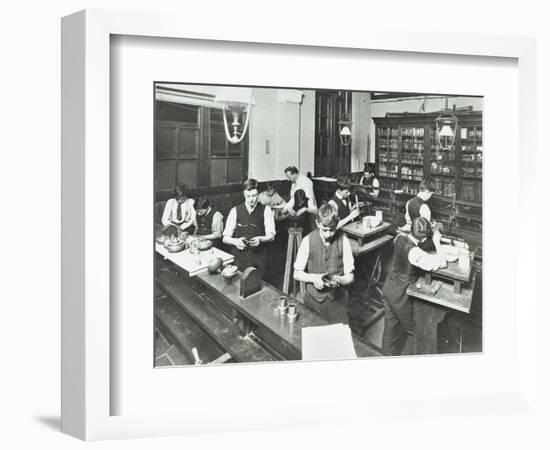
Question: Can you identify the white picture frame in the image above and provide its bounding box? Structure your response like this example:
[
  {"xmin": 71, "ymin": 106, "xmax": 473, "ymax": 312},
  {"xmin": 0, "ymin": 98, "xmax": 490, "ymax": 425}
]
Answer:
[{"xmin": 61, "ymin": 9, "xmax": 539, "ymax": 441}]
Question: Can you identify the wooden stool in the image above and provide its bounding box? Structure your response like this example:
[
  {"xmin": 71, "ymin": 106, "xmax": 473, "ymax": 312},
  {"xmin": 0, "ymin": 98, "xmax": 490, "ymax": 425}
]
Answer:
[{"xmin": 283, "ymin": 226, "xmax": 305, "ymax": 302}]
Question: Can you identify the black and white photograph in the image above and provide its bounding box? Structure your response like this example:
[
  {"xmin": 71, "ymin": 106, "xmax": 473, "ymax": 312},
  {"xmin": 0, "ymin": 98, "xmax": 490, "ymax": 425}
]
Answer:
[{"xmin": 153, "ymin": 83, "xmax": 483, "ymax": 366}]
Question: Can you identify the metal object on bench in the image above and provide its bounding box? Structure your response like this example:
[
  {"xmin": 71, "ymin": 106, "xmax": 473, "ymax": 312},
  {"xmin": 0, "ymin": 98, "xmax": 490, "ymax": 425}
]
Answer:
[
  {"xmin": 282, "ymin": 225, "xmax": 305, "ymax": 301},
  {"xmin": 240, "ymin": 267, "xmax": 262, "ymax": 298}
]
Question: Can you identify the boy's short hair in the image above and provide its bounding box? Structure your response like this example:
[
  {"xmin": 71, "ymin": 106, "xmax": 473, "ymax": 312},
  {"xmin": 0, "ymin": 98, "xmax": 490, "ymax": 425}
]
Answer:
[
  {"xmin": 265, "ymin": 181, "xmax": 278, "ymax": 192},
  {"xmin": 284, "ymin": 166, "xmax": 299, "ymax": 175},
  {"xmin": 196, "ymin": 197, "xmax": 211, "ymax": 210},
  {"xmin": 243, "ymin": 178, "xmax": 259, "ymax": 191},
  {"xmin": 419, "ymin": 180, "xmax": 434, "ymax": 192},
  {"xmin": 336, "ymin": 176, "xmax": 351, "ymax": 191},
  {"xmin": 316, "ymin": 203, "xmax": 339, "ymax": 229},
  {"xmin": 173, "ymin": 183, "xmax": 188, "ymax": 199},
  {"xmin": 365, "ymin": 163, "xmax": 376, "ymax": 174},
  {"xmin": 411, "ymin": 217, "xmax": 431, "ymax": 240}
]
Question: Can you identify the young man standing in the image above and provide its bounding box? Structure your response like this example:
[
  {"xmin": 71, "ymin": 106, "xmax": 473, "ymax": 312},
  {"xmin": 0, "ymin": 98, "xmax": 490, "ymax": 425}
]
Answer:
[
  {"xmin": 223, "ymin": 179, "xmax": 276, "ymax": 277},
  {"xmin": 404, "ymin": 180, "xmax": 434, "ymax": 227},
  {"xmin": 381, "ymin": 217, "xmax": 447, "ymax": 356},
  {"xmin": 328, "ymin": 176, "xmax": 360, "ymax": 230},
  {"xmin": 293, "ymin": 203, "xmax": 355, "ymax": 323},
  {"xmin": 284, "ymin": 166, "xmax": 317, "ymax": 207}
]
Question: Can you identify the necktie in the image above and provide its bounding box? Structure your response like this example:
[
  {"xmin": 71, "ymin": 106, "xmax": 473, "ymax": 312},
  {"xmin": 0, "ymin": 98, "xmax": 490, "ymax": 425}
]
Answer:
[{"xmin": 176, "ymin": 202, "xmax": 183, "ymax": 221}]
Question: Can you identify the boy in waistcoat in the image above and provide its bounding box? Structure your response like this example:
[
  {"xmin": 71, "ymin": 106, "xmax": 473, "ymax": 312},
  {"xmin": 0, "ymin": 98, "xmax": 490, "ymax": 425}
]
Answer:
[
  {"xmin": 359, "ymin": 163, "xmax": 380, "ymax": 198},
  {"xmin": 381, "ymin": 217, "xmax": 447, "ymax": 356},
  {"xmin": 328, "ymin": 176, "xmax": 360, "ymax": 230},
  {"xmin": 223, "ymin": 179, "xmax": 276, "ymax": 277},
  {"xmin": 403, "ymin": 180, "xmax": 436, "ymax": 251},
  {"xmin": 293, "ymin": 203, "xmax": 355, "ymax": 323},
  {"xmin": 404, "ymin": 180, "xmax": 434, "ymax": 227},
  {"xmin": 194, "ymin": 197, "xmax": 224, "ymax": 247}
]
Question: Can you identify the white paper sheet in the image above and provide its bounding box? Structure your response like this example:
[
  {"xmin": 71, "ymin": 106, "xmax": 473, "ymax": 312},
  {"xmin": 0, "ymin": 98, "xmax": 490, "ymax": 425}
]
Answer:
[{"xmin": 301, "ymin": 324, "xmax": 357, "ymax": 361}]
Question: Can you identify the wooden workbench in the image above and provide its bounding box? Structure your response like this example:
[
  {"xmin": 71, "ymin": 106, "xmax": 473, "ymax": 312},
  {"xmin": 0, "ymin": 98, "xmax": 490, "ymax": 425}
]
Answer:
[
  {"xmin": 195, "ymin": 270, "xmax": 382, "ymax": 360},
  {"xmin": 155, "ymin": 243, "xmax": 234, "ymax": 277},
  {"xmin": 342, "ymin": 221, "xmax": 392, "ymax": 247},
  {"xmin": 407, "ymin": 270, "xmax": 478, "ymax": 354}
]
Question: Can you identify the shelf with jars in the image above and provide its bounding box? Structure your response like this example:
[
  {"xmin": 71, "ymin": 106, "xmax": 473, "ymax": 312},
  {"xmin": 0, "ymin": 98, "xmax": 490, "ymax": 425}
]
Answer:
[
  {"xmin": 372, "ymin": 109, "xmax": 482, "ymax": 244},
  {"xmin": 374, "ymin": 110, "xmax": 482, "ymax": 202}
]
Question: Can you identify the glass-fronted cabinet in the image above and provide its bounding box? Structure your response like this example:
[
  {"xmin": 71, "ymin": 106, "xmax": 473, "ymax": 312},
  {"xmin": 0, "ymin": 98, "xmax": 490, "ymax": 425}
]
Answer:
[{"xmin": 374, "ymin": 110, "xmax": 482, "ymax": 203}]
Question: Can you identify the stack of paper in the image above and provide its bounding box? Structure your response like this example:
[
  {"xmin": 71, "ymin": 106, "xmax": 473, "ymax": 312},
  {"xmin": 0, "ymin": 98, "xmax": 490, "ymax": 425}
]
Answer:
[{"xmin": 301, "ymin": 324, "xmax": 357, "ymax": 361}]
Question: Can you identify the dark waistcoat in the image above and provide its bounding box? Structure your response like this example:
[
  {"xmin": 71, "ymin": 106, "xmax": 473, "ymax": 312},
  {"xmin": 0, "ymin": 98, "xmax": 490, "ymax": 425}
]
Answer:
[
  {"xmin": 390, "ymin": 234, "xmax": 420, "ymax": 284},
  {"xmin": 331, "ymin": 194, "xmax": 350, "ymax": 219},
  {"xmin": 234, "ymin": 203, "xmax": 266, "ymax": 240},
  {"xmin": 306, "ymin": 229, "xmax": 345, "ymax": 276},
  {"xmin": 196, "ymin": 208, "xmax": 217, "ymax": 235},
  {"xmin": 407, "ymin": 196, "xmax": 425, "ymax": 221}
]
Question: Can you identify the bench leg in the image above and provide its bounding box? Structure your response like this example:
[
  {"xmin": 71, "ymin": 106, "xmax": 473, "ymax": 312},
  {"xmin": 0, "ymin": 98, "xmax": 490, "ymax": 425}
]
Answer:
[{"xmin": 453, "ymin": 280, "xmax": 461, "ymax": 294}]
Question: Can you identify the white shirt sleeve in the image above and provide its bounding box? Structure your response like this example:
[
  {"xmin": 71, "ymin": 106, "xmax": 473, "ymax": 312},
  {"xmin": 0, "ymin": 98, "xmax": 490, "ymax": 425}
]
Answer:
[
  {"xmin": 408, "ymin": 246, "xmax": 445, "ymax": 271},
  {"xmin": 179, "ymin": 199, "xmax": 196, "ymax": 231},
  {"xmin": 263, "ymin": 205, "xmax": 276, "ymax": 240},
  {"xmin": 303, "ymin": 176, "xmax": 317, "ymax": 207},
  {"xmin": 405, "ymin": 200, "xmax": 411, "ymax": 224},
  {"xmin": 161, "ymin": 198, "xmax": 175, "ymax": 226},
  {"xmin": 419, "ymin": 204, "xmax": 431, "ymax": 222},
  {"xmin": 293, "ymin": 236, "xmax": 310, "ymax": 271},
  {"xmin": 211, "ymin": 211, "xmax": 224, "ymax": 236},
  {"xmin": 293, "ymin": 235, "xmax": 354, "ymax": 274},
  {"xmin": 284, "ymin": 197, "xmax": 295, "ymax": 212},
  {"xmin": 223, "ymin": 207, "xmax": 237, "ymax": 237},
  {"xmin": 342, "ymin": 235, "xmax": 355, "ymax": 275},
  {"xmin": 371, "ymin": 178, "xmax": 380, "ymax": 197}
]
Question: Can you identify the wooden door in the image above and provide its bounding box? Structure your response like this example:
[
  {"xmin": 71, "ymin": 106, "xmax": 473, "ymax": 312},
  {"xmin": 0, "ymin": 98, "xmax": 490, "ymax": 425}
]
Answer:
[{"xmin": 314, "ymin": 91, "xmax": 352, "ymax": 177}]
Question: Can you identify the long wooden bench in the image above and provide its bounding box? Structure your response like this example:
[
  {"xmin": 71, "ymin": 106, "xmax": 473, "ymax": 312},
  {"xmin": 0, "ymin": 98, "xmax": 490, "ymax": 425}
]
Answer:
[
  {"xmin": 155, "ymin": 295, "xmax": 227, "ymax": 365},
  {"xmin": 157, "ymin": 267, "xmax": 279, "ymax": 363}
]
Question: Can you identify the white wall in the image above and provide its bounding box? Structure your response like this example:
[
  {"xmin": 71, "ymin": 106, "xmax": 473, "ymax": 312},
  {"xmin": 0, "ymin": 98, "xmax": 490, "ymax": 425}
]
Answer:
[
  {"xmin": 351, "ymin": 92, "xmax": 372, "ymax": 172},
  {"xmin": 248, "ymin": 88, "xmax": 315, "ymax": 181}
]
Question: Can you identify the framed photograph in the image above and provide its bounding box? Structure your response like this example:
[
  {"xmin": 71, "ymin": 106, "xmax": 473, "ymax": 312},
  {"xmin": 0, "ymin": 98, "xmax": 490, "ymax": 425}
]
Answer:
[{"xmin": 62, "ymin": 9, "xmax": 538, "ymax": 441}]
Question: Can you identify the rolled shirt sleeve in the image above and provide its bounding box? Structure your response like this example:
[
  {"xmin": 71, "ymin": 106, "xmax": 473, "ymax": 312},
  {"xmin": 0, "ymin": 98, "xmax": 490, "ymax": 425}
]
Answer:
[
  {"xmin": 223, "ymin": 207, "xmax": 237, "ymax": 238},
  {"xmin": 293, "ymin": 236, "xmax": 310, "ymax": 271},
  {"xmin": 299, "ymin": 175, "xmax": 317, "ymax": 207},
  {"xmin": 420, "ymin": 203, "xmax": 431, "ymax": 222},
  {"xmin": 161, "ymin": 198, "xmax": 175, "ymax": 226},
  {"xmin": 405, "ymin": 200, "xmax": 411, "ymax": 225},
  {"xmin": 342, "ymin": 235, "xmax": 355, "ymax": 275},
  {"xmin": 211, "ymin": 211, "xmax": 224, "ymax": 236},
  {"xmin": 263, "ymin": 205, "xmax": 276, "ymax": 241}
]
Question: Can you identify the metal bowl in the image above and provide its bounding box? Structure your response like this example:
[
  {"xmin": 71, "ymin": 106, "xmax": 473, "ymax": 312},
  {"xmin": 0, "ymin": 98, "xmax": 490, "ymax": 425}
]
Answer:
[
  {"xmin": 164, "ymin": 238, "xmax": 185, "ymax": 253},
  {"xmin": 441, "ymin": 245, "xmax": 459, "ymax": 262},
  {"xmin": 197, "ymin": 239, "xmax": 213, "ymax": 251},
  {"xmin": 220, "ymin": 265, "xmax": 238, "ymax": 280}
]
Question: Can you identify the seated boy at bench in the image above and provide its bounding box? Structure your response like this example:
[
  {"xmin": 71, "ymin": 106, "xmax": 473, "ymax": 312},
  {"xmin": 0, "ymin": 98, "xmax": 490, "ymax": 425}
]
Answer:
[{"xmin": 293, "ymin": 203, "xmax": 355, "ymax": 323}]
